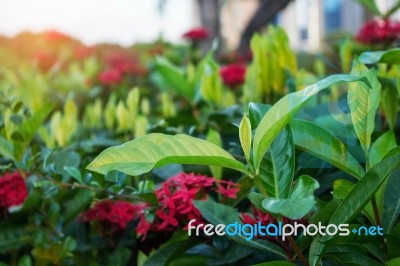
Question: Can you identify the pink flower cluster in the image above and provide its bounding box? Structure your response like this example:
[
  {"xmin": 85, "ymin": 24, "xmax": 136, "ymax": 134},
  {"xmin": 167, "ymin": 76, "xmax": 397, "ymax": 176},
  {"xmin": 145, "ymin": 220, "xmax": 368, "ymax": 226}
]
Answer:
[
  {"xmin": 356, "ymin": 19, "xmax": 400, "ymax": 45},
  {"xmin": 0, "ymin": 172, "xmax": 28, "ymax": 212}
]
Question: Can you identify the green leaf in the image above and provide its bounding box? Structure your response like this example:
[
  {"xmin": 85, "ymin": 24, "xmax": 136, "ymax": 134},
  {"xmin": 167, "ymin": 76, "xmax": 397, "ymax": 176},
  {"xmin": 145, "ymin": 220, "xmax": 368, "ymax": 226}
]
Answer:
[
  {"xmin": 0, "ymin": 136, "xmax": 15, "ymax": 160},
  {"xmin": 193, "ymin": 200, "xmax": 288, "ymax": 259},
  {"xmin": 258, "ymin": 125, "xmax": 294, "ymax": 198},
  {"xmin": 18, "ymin": 255, "xmax": 32, "ymax": 266},
  {"xmin": 353, "ymin": 0, "xmax": 382, "ymax": 16},
  {"xmin": 106, "ymin": 248, "xmax": 131, "ymax": 266},
  {"xmin": 239, "ymin": 114, "xmax": 252, "ymax": 162},
  {"xmin": 45, "ymin": 150, "xmax": 81, "ymax": 181},
  {"xmin": 0, "ymin": 223, "xmax": 35, "ymax": 253},
  {"xmin": 20, "ymin": 104, "xmax": 52, "ymax": 143},
  {"xmin": 369, "ymin": 130, "xmax": 397, "ymax": 168},
  {"xmin": 144, "ymin": 240, "xmax": 198, "ymax": 266},
  {"xmin": 262, "ymin": 175, "xmax": 319, "ymax": 220},
  {"xmin": 64, "ymin": 189, "xmax": 93, "ymax": 225},
  {"xmin": 359, "ymin": 49, "xmax": 400, "ymax": 65},
  {"xmin": 248, "ymin": 102, "xmax": 271, "ymax": 128},
  {"xmin": 332, "ymin": 179, "xmax": 354, "ymax": 200},
  {"xmin": 247, "ymin": 192, "xmax": 266, "ymax": 211},
  {"xmin": 382, "ymin": 169, "xmax": 400, "ymax": 233},
  {"xmin": 387, "ymin": 257, "xmax": 400, "ymax": 266},
  {"xmin": 155, "ymin": 57, "xmax": 195, "ymax": 101},
  {"xmin": 87, "ymin": 133, "xmax": 250, "ymax": 176},
  {"xmin": 63, "ymin": 166, "xmax": 82, "ymax": 183},
  {"xmin": 310, "ymin": 151, "xmax": 400, "ymax": 266},
  {"xmin": 381, "ymin": 85, "xmax": 398, "ymax": 129},
  {"xmin": 253, "ymin": 262, "xmax": 296, "ymax": 266},
  {"xmin": 324, "ymin": 247, "xmax": 384, "ymax": 266},
  {"xmin": 207, "ymin": 128, "xmax": 223, "ymax": 179},
  {"xmin": 252, "ymin": 74, "xmax": 369, "ymax": 171},
  {"xmin": 291, "ymin": 119, "xmax": 365, "ymax": 179},
  {"xmin": 348, "ymin": 62, "xmax": 381, "ymax": 153},
  {"xmin": 206, "ymin": 243, "xmax": 252, "ymax": 265}
]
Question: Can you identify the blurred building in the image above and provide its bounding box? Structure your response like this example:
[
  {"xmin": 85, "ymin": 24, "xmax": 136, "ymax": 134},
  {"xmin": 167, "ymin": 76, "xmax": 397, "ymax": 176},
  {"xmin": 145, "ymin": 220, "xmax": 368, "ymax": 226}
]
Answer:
[{"xmin": 219, "ymin": 0, "xmax": 400, "ymax": 52}]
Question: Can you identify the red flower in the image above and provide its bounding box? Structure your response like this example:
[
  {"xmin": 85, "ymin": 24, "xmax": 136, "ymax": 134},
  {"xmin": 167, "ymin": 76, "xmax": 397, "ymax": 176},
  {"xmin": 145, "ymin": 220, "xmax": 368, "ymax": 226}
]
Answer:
[
  {"xmin": 183, "ymin": 27, "xmax": 209, "ymax": 41},
  {"xmin": 0, "ymin": 172, "xmax": 28, "ymax": 211},
  {"xmin": 216, "ymin": 180, "xmax": 240, "ymax": 199},
  {"xmin": 98, "ymin": 68, "xmax": 122, "ymax": 86},
  {"xmin": 356, "ymin": 19, "xmax": 400, "ymax": 45},
  {"xmin": 136, "ymin": 216, "xmax": 151, "ymax": 240},
  {"xmin": 132, "ymin": 172, "xmax": 240, "ymax": 241},
  {"xmin": 82, "ymin": 200, "xmax": 145, "ymax": 230},
  {"xmin": 220, "ymin": 64, "xmax": 246, "ymax": 88}
]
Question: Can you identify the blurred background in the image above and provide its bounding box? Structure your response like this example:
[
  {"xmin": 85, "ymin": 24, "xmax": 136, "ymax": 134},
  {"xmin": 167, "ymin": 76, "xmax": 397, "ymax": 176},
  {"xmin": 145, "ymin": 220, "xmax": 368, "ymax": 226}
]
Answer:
[{"xmin": 1, "ymin": 0, "xmax": 399, "ymax": 52}]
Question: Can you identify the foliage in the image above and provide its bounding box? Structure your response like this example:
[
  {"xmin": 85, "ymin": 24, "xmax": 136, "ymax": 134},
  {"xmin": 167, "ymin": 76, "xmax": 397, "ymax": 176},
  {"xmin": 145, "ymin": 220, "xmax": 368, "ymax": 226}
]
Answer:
[{"xmin": 0, "ymin": 23, "xmax": 400, "ymax": 266}]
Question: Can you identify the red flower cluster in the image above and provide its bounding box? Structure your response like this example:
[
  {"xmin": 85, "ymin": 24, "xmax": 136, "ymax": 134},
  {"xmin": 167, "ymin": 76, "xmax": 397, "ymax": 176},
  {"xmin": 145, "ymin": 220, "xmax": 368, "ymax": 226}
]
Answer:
[
  {"xmin": 0, "ymin": 172, "xmax": 28, "ymax": 211},
  {"xmin": 104, "ymin": 52, "xmax": 147, "ymax": 76},
  {"xmin": 98, "ymin": 68, "xmax": 122, "ymax": 86},
  {"xmin": 82, "ymin": 199, "xmax": 145, "ymax": 229},
  {"xmin": 356, "ymin": 19, "xmax": 400, "ymax": 45},
  {"xmin": 136, "ymin": 173, "xmax": 240, "ymax": 240},
  {"xmin": 240, "ymin": 206, "xmax": 308, "ymax": 253},
  {"xmin": 220, "ymin": 64, "xmax": 247, "ymax": 88},
  {"xmin": 98, "ymin": 51, "xmax": 148, "ymax": 86},
  {"xmin": 183, "ymin": 27, "xmax": 209, "ymax": 41}
]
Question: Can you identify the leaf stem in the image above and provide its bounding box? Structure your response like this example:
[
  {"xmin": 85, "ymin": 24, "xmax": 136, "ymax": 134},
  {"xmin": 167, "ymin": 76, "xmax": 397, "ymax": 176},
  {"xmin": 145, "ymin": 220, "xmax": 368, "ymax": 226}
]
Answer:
[
  {"xmin": 371, "ymin": 195, "xmax": 381, "ymax": 227},
  {"xmin": 287, "ymin": 234, "xmax": 309, "ymax": 266}
]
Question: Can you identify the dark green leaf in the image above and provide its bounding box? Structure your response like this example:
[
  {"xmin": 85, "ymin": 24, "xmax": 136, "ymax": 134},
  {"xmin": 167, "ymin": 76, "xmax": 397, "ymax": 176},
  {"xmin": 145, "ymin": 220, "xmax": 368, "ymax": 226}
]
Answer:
[
  {"xmin": 382, "ymin": 169, "xmax": 400, "ymax": 233},
  {"xmin": 310, "ymin": 151, "xmax": 400, "ymax": 266},
  {"xmin": 253, "ymin": 261, "xmax": 295, "ymax": 266},
  {"xmin": 258, "ymin": 126, "xmax": 294, "ymax": 198},
  {"xmin": 369, "ymin": 130, "xmax": 397, "ymax": 168},
  {"xmin": 381, "ymin": 86, "xmax": 398, "ymax": 129},
  {"xmin": 291, "ymin": 119, "xmax": 364, "ymax": 179},
  {"xmin": 193, "ymin": 200, "xmax": 288, "ymax": 259}
]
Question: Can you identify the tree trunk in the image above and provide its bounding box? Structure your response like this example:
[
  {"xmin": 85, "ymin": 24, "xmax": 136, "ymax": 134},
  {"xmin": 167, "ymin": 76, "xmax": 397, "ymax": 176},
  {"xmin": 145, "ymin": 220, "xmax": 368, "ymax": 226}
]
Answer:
[
  {"xmin": 238, "ymin": 0, "xmax": 294, "ymax": 54},
  {"xmin": 197, "ymin": 0, "xmax": 222, "ymax": 52}
]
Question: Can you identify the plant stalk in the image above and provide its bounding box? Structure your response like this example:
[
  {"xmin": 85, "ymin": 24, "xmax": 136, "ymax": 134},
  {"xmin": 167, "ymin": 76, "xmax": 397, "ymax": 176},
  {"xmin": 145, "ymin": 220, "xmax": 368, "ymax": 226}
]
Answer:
[{"xmin": 287, "ymin": 235, "xmax": 309, "ymax": 266}]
